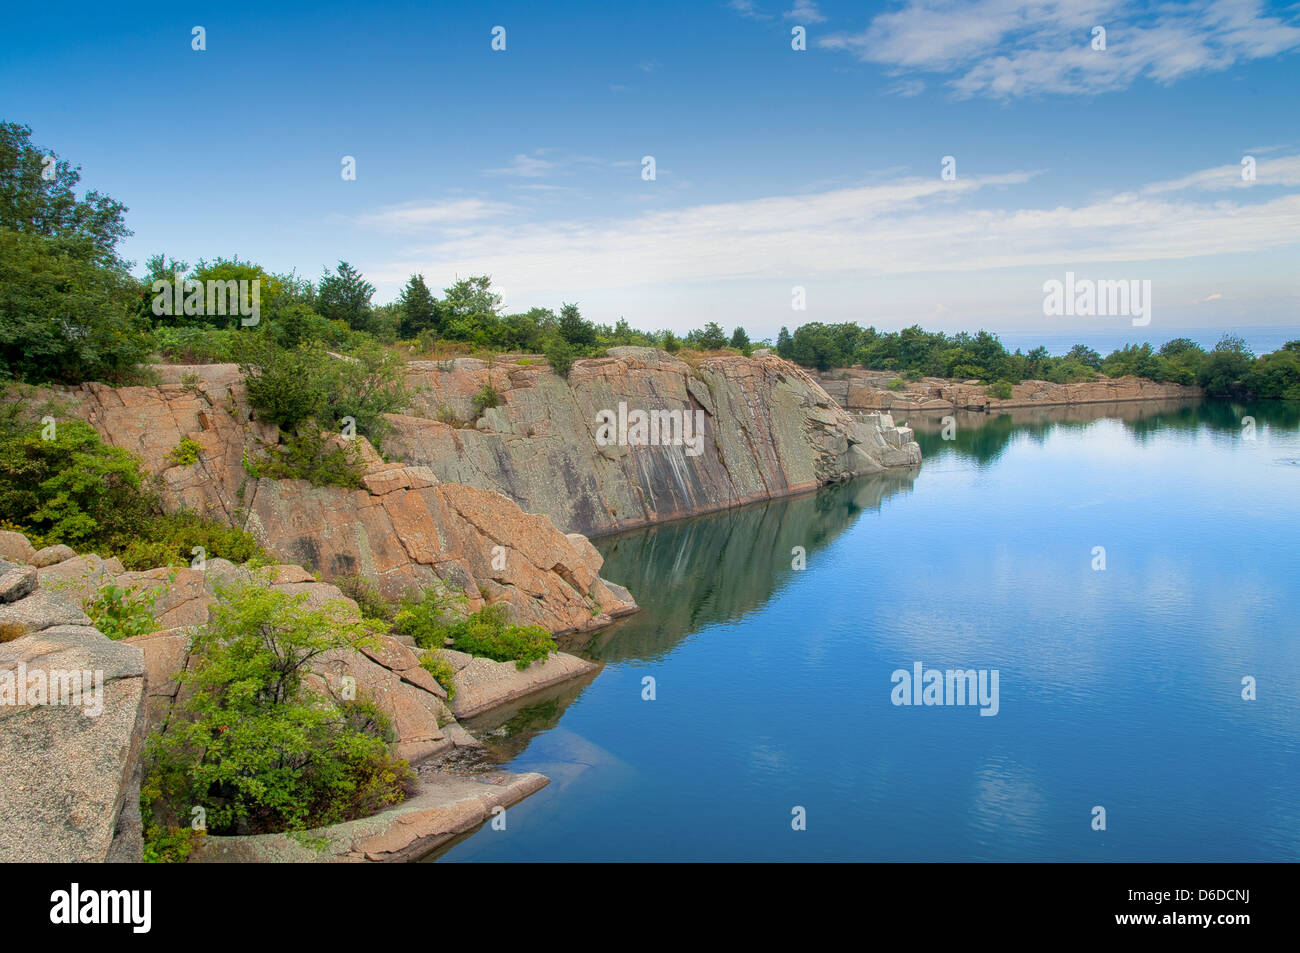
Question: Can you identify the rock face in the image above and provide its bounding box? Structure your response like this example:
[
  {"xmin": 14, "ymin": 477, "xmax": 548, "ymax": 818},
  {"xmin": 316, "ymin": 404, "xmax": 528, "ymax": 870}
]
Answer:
[
  {"xmin": 0, "ymin": 536, "xmax": 590, "ymax": 863},
  {"xmin": 67, "ymin": 366, "xmax": 637, "ymax": 634},
  {"xmin": 0, "ymin": 552, "xmax": 147, "ymax": 863},
  {"xmin": 817, "ymin": 368, "xmax": 1200, "ymax": 414},
  {"xmin": 385, "ymin": 348, "xmax": 920, "ymax": 537}
]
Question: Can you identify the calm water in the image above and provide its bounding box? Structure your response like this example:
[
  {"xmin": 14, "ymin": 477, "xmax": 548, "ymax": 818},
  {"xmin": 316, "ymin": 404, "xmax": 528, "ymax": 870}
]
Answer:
[{"xmin": 437, "ymin": 398, "xmax": 1300, "ymax": 861}]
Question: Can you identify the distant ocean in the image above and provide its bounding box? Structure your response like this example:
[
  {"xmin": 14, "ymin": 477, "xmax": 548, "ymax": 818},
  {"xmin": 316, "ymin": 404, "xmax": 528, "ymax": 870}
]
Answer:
[{"xmin": 990, "ymin": 325, "xmax": 1296, "ymax": 357}]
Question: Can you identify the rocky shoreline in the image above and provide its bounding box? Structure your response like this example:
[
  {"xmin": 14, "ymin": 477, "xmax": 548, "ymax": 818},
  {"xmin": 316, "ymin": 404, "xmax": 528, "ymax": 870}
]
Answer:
[
  {"xmin": 816, "ymin": 368, "xmax": 1201, "ymax": 415},
  {"xmin": 1, "ymin": 350, "xmax": 923, "ymax": 863}
]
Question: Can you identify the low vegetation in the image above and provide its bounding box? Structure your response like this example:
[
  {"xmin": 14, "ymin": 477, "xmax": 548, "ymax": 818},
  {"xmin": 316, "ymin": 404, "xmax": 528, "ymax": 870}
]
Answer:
[
  {"xmin": 83, "ymin": 581, "xmax": 162, "ymax": 641},
  {"xmin": 141, "ymin": 580, "xmax": 416, "ymax": 854},
  {"xmin": 0, "ymin": 416, "xmax": 265, "ymax": 564}
]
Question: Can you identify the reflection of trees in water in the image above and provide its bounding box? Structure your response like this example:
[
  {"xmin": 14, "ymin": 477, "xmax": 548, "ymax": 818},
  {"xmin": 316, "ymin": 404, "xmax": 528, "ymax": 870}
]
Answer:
[
  {"xmin": 574, "ymin": 469, "xmax": 917, "ymax": 664},
  {"xmin": 910, "ymin": 398, "xmax": 1300, "ymax": 466}
]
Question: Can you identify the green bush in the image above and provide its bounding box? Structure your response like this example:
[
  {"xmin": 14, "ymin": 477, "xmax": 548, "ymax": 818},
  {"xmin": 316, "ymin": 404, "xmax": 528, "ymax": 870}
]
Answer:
[
  {"xmin": 142, "ymin": 580, "xmax": 414, "ymax": 844},
  {"xmin": 243, "ymin": 427, "xmax": 365, "ymax": 489},
  {"xmin": 420, "ymin": 653, "xmax": 458, "ymax": 701},
  {"xmin": 117, "ymin": 511, "xmax": 266, "ymax": 571},
  {"xmin": 393, "ymin": 584, "xmax": 467, "ymax": 648},
  {"xmin": 151, "ymin": 325, "xmax": 238, "ymax": 364},
  {"xmin": 471, "ymin": 384, "xmax": 501, "ymax": 417},
  {"xmin": 0, "ymin": 419, "xmax": 154, "ymax": 550},
  {"xmin": 447, "ymin": 603, "xmax": 556, "ymax": 670},
  {"xmin": 988, "ymin": 380, "xmax": 1014, "ymax": 400},
  {"xmin": 333, "ymin": 575, "xmax": 395, "ymax": 624},
  {"xmin": 167, "ymin": 436, "xmax": 202, "ymax": 467},
  {"xmin": 84, "ymin": 581, "xmax": 161, "ymax": 641},
  {"xmin": 238, "ymin": 338, "xmax": 409, "ymax": 447},
  {"xmin": 887, "ymin": 378, "xmax": 907, "ymax": 391},
  {"xmin": 544, "ymin": 337, "xmax": 575, "ymax": 379}
]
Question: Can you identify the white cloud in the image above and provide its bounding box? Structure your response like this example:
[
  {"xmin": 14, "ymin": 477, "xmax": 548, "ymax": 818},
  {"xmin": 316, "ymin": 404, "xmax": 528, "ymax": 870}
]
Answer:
[
  {"xmin": 369, "ymin": 156, "xmax": 1300, "ymax": 303},
  {"xmin": 484, "ymin": 153, "xmax": 556, "ymax": 178},
  {"xmin": 819, "ymin": 0, "xmax": 1300, "ymax": 98},
  {"xmin": 355, "ymin": 198, "xmax": 513, "ymax": 232},
  {"xmin": 784, "ymin": 0, "xmax": 827, "ymax": 23},
  {"xmin": 728, "ymin": 0, "xmax": 772, "ymax": 21},
  {"xmin": 1141, "ymin": 155, "xmax": 1300, "ymax": 193}
]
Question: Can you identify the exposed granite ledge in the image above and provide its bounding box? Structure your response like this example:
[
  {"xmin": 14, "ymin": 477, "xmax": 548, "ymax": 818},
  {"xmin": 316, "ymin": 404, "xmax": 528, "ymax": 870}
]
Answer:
[{"xmin": 190, "ymin": 770, "xmax": 548, "ymax": 862}]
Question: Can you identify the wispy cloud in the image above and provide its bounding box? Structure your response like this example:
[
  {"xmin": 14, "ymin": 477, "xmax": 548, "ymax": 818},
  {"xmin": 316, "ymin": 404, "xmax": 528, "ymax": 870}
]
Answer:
[
  {"xmin": 784, "ymin": 0, "xmax": 827, "ymax": 23},
  {"xmin": 1140, "ymin": 155, "xmax": 1300, "ymax": 193},
  {"xmin": 484, "ymin": 153, "xmax": 556, "ymax": 178},
  {"xmin": 728, "ymin": 0, "xmax": 773, "ymax": 21},
  {"xmin": 356, "ymin": 198, "xmax": 513, "ymax": 233},
  {"xmin": 820, "ymin": 0, "xmax": 1300, "ymax": 99},
  {"xmin": 371, "ymin": 156, "xmax": 1300, "ymax": 302}
]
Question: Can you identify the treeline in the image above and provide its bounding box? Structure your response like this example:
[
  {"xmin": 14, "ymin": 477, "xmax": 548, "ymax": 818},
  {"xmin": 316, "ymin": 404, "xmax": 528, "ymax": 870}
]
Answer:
[
  {"xmin": 1, "ymin": 120, "xmax": 1296, "ymax": 404},
  {"xmin": 774, "ymin": 322, "xmax": 1300, "ymax": 399},
  {"xmin": 0, "ymin": 122, "xmax": 759, "ymax": 389}
]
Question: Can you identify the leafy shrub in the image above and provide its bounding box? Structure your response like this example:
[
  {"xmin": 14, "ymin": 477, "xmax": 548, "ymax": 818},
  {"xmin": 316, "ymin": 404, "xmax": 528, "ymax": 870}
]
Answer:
[
  {"xmin": 988, "ymin": 380, "xmax": 1014, "ymax": 400},
  {"xmin": 84, "ymin": 581, "xmax": 161, "ymax": 640},
  {"xmin": 887, "ymin": 378, "xmax": 907, "ymax": 391},
  {"xmin": 544, "ymin": 337, "xmax": 575, "ymax": 379},
  {"xmin": 471, "ymin": 384, "xmax": 500, "ymax": 417},
  {"xmin": 334, "ymin": 575, "xmax": 395, "ymax": 624},
  {"xmin": 167, "ymin": 436, "xmax": 202, "ymax": 467},
  {"xmin": 151, "ymin": 325, "xmax": 238, "ymax": 364},
  {"xmin": 420, "ymin": 653, "xmax": 458, "ymax": 701},
  {"xmin": 0, "ymin": 419, "xmax": 154, "ymax": 550},
  {"xmin": 243, "ymin": 427, "xmax": 365, "ymax": 488},
  {"xmin": 446, "ymin": 603, "xmax": 556, "ymax": 670},
  {"xmin": 117, "ymin": 511, "xmax": 266, "ymax": 570},
  {"xmin": 393, "ymin": 584, "xmax": 467, "ymax": 648},
  {"xmin": 140, "ymin": 798, "xmax": 200, "ymax": 863},
  {"xmin": 238, "ymin": 338, "xmax": 408, "ymax": 446},
  {"xmin": 142, "ymin": 580, "xmax": 414, "ymax": 844}
]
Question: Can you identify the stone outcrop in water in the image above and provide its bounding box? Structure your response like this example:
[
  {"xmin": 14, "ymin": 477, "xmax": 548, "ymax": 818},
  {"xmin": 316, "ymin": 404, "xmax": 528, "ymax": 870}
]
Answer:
[
  {"xmin": 386, "ymin": 347, "xmax": 920, "ymax": 537},
  {"xmin": 817, "ymin": 368, "xmax": 1200, "ymax": 414}
]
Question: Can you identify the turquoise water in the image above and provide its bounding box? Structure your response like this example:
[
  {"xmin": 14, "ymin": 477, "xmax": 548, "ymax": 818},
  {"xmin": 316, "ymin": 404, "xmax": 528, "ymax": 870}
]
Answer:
[{"xmin": 438, "ymin": 399, "xmax": 1300, "ymax": 861}]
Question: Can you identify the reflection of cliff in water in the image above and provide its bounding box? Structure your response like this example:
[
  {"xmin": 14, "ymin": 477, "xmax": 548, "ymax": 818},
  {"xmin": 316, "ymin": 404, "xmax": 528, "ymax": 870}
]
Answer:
[
  {"xmin": 570, "ymin": 469, "xmax": 916, "ymax": 664},
  {"xmin": 908, "ymin": 398, "xmax": 1300, "ymax": 466}
]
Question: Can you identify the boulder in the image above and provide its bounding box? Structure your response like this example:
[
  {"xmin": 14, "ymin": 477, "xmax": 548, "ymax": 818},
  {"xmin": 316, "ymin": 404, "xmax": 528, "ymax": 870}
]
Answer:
[
  {"xmin": 0, "ymin": 624, "xmax": 147, "ymax": 863},
  {"xmin": 32, "ymin": 544, "xmax": 77, "ymax": 568},
  {"xmin": 0, "ymin": 530, "xmax": 36, "ymax": 565},
  {"xmin": 0, "ymin": 565, "xmax": 38, "ymax": 603}
]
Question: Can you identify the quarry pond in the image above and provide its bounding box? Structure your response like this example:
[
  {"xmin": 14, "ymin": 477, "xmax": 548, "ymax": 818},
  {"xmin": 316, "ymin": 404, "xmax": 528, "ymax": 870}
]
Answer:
[{"xmin": 435, "ymin": 399, "xmax": 1300, "ymax": 862}]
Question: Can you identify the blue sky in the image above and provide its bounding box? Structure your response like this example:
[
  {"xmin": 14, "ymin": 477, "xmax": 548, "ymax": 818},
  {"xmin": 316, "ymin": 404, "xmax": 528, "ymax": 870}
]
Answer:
[{"xmin": 3, "ymin": 0, "xmax": 1298, "ymax": 342}]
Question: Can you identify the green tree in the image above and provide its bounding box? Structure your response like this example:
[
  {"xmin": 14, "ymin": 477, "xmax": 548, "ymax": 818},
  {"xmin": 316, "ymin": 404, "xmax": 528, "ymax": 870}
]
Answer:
[
  {"xmin": 0, "ymin": 230, "xmax": 150, "ymax": 384},
  {"xmin": 317, "ymin": 261, "xmax": 375, "ymax": 331},
  {"xmin": 0, "ymin": 124, "xmax": 149, "ymax": 383},
  {"xmin": 558, "ymin": 302, "xmax": 596, "ymax": 348},
  {"xmin": 1065, "ymin": 344, "xmax": 1103, "ymax": 369},
  {"xmin": 729, "ymin": 326, "xmax": 752, "ymax": 353},
  {"xmin": 397, "ymin": 273, "xmax": 439, "ymax": 338},
  {"xmin": 689, "ymin": 321, "xmax": 728, "ymax": 351},
  {"xmin": 0, "ymin": 122, "xmax": 129, "ymax": 263},
  {"xmin": 776, "ymin": 326, "xmax": 793, "ymax": 359}
]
